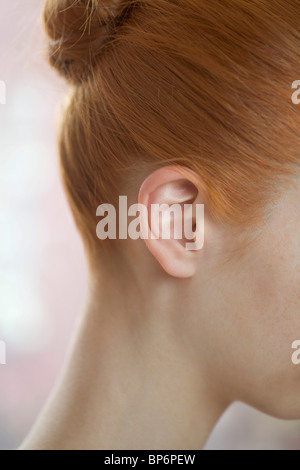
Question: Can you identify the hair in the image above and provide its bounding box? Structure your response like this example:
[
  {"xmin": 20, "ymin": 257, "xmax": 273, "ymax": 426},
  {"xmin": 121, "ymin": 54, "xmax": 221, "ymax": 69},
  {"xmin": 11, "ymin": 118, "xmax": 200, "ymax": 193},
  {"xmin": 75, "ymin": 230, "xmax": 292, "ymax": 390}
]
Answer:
[{"xmin": 44, "ymin": 0, "xmax": 300, "ymax": 254}]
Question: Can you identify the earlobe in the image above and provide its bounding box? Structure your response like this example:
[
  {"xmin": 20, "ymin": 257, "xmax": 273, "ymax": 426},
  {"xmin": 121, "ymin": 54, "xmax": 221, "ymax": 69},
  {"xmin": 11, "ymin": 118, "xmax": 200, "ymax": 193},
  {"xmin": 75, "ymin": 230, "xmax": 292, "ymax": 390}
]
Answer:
[{"xmin": 138, "ymin": 166, "xmax": 205, "ymax": 279}]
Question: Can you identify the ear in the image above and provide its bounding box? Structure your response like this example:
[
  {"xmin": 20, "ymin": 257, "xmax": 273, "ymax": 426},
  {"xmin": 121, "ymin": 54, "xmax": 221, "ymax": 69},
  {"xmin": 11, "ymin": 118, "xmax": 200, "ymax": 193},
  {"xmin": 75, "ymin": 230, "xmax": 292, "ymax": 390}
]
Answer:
[{"xmin": 138, "ymin": 166, "xmax": 206, "ymax": 278}]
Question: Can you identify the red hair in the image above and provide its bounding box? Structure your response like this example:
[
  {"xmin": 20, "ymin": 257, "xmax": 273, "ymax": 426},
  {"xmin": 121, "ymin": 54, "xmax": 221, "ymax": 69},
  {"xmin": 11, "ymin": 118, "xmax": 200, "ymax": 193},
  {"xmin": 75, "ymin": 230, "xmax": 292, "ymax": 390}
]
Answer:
[{"xmin": 43, "ymin": 0, "xmax": 300, "ymax": 250}]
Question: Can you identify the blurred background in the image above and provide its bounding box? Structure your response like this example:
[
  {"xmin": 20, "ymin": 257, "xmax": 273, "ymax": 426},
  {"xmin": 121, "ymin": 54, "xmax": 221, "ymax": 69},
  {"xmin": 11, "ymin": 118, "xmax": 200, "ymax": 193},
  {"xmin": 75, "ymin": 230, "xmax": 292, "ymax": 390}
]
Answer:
[{"xmin": 0, "ymin": 0, "xmax": 299, "ymax": 451}]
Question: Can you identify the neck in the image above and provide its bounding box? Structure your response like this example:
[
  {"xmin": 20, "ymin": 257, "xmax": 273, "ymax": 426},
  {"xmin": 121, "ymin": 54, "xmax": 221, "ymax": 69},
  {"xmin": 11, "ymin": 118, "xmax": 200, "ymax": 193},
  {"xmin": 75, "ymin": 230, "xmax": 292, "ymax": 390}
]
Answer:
[{"xmin": 22, "ymin": 257, "xmax": 228, "ymax": 450}]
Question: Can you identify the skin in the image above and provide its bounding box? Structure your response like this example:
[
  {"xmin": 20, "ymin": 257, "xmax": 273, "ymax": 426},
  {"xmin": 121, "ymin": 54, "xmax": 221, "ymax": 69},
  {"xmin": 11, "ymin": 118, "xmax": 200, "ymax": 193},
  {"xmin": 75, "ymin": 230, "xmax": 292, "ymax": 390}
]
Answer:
[{"xmin": 21, "ymin": 166, "xmax": 300, "ymax": 450}]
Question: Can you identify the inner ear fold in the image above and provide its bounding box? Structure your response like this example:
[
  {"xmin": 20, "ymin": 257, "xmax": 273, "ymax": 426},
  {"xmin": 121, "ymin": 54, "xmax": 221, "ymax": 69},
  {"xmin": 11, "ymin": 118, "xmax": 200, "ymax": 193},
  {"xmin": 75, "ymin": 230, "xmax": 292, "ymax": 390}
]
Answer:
[
  {"xmin": 138, "ymin": 167, "xmax": 204, "ymax": 278},
  {"xmin": 147, "ymin": 180, "xmax": 199, "ymax": 245}
]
